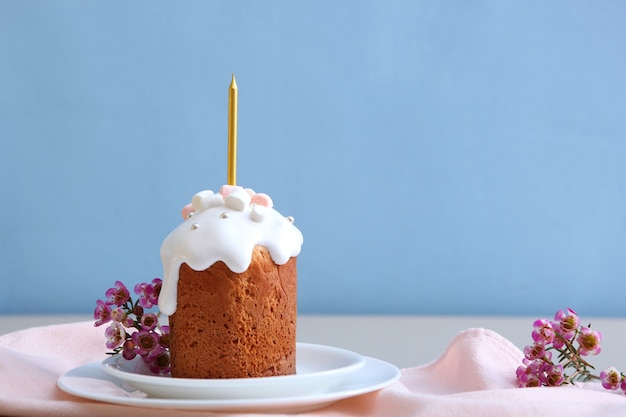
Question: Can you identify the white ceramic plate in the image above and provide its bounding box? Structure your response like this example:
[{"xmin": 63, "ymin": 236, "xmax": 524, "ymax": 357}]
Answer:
[
  {"xmin": 100, "ymin": 343, "xmax": 365, "ymax": 400},
  {"xmin": 59, "ymin": 355, "xmax": 400, "ymax": 413}
]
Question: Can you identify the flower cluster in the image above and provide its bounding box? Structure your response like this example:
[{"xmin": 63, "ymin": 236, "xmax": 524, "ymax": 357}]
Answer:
[
  {"xmin": 516, "ymin": 308, "xmax": 626, "ymax": 394},
  {"xmin": 94, "ymin": 279, "xmax": 170, "ymax": 374}
]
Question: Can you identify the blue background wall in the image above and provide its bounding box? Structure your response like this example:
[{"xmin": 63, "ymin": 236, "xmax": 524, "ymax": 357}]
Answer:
[{"xmin": 1, "ymin": 1, "xmax": 625, "ymax": 315}]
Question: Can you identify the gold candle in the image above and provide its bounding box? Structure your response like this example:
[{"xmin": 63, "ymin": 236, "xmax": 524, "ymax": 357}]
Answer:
[{"xmin": 227, "ymin": 74, "xmax": 238, "ymax": 185}]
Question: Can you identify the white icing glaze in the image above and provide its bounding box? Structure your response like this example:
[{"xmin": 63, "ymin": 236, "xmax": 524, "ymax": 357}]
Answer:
[{"xmin": 159, "ymin": 187, "xmax": 303, "ymax": 316}]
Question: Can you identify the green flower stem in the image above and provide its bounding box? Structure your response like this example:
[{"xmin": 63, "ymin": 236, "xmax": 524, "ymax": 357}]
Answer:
[{"xmin": 552, "ymin": 332, "xmax": 599, "ymax": 383}]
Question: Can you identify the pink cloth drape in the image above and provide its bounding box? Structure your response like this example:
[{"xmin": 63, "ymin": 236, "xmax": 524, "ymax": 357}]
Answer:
[{"xmin": 1, "ymin": 321, "xmax": 624, "ymax": 416}]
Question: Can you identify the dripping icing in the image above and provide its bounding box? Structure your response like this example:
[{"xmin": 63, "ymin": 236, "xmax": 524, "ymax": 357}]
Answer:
[{"xmin": 159, "ymin": 186, "xmax": 303, "ymax": 316}]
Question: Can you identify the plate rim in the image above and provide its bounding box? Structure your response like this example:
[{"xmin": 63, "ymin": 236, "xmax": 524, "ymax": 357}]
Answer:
[
  {"xmin": 58, "ymin": 355, "xmax": 401, "ymax": 412},
  {"xmin": 101, "ymin": 342, "xmax": 366, "ymax": 387}
]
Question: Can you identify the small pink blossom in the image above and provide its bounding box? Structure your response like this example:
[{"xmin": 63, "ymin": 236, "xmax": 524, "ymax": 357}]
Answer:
[
  {"xmin": 122, "ymin": 339, "xmax": 137, "ymax": 360},
  {"xmin": 105, "ymin": 322, "xmax": 126, "ymax": 349},
  {"xmin": 105, "ymin": 281, "xmax": 130, "ymax": 307},
  {"xmin": 94, "ymin": 300, "xmax": 112, "ymax": 327},
  {"xmin": 96, "ymin": 278, "xmax": 169, "ymax": 375},
  {"xmin": 151, "ymin": 278, "xmax": 162, "ymax": 298},
  {"xmin": 110, "ymin": 307, "xmax": 124, "ymax": 322},
  {"xmin": 601, "ymin": 367, "xmax": 623, "ymax": 390},
  {"xmin": 132, "ymin": 304, "xmax": 144, "ymax": 317},
  {"xmin": 110, "ymin": 307, "xmax": 133, "ymax": 327},
  {"xmin": 577, "ymin": 327, "xmax": 602, "ymax": 356},
  {"xmin": 516, "ymin": 360, "xmax": 542, "ymax": 388},
  {"xmin": 540, "ymin": 363, "xmax": 564, "ymax": 387},
  {"xmin": 552, "ymin": 336, "xmax": 565, "ymax": 350},
  {"xmin": 518, "ymin": 372, "xmax": 541, "ymax": 388},
  {"xmin": 140, "ymin": 313, "xmax": 158, "ymax": 331},
  {"xmin": 159, "ymin": 325, "xmax": 170, "ymax": 348},
  {"xmin": 145, "ymin": 345, "xmax": 171, "ymax": 374},
  {"xmin": 553, "ymin": 308, "xmax": 580, "ymax": 339},
  {"xmin": 134, "ymin": 278, "xmax": 162, "ymax": 309},
  {"xmin": 524, "ymin": 343, "xmax": 550, "ymax": 361},
  {"xmin": 132, "ymin": 330, "xmax": 159, "ymax": 356},
  {"xmin": 517, "ymin": 308, "xmax": 622, "ymax": 391},
  {"xmin": 531, "ymin": 319, "xmax": 555, "ymax": 345}
]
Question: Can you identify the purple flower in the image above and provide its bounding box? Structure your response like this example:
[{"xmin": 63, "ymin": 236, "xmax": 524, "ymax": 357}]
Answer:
[
  {"xmin": 140, "ymin": 313, "xmax": 158, "ymax": 331},
  {"xmin": 132, "ymin": 304, "xmax": 144, "ymax": 317},
  {"xmin": 577, "ymin": 327, "xmax": 602, "ymax": 356},
  {"xmin": 96, "ymin": 279, "xmax": 171, "ymax": 375},
  {"xmin": 531, "ymin": 319, "xmax": 555, "ymax": 345},
  {"xmin": 151, "ymin": 278, "xmax": 162, "ymax": 298},
  {"xmin": 110, "ymin": 307, "xmax": 133, "ymax": 327},
  {"xmin": 516, "ymin": 360, "xmax": 542, "ymax": 388},
  {"xmin": 524, "ymin": 343, "xmax": 551, "ymax": 361},
  {"xmin": 105, "ymin": 281, "xmax": 131, "ymax": 307},
  {"xmin": 518, "ymin": 358, "xmax": 564, "ymax": 388},
  {"xmin": 132, "ymin": 330, "xmax": 159, "ymax": 356},
  {"xmin": 552, "ymin": 338, "xmax": 565, "ymax": 350},
  {"xmin": 94, "ymin": 300, "xmax": 112, "ymax": 327},
  {"xmin": 601, "ymin": 367, "xmax": 623, "ymax": 390},
  {"xmin": 540, "ymin": 363, "xmax": 564, "ymax": 387},
  {"xmin": 159, "ymin": 325, "xmax": 170, "ymax": 349},
  {"xmin": 519, "ymin": 372, "xmax": 541, "ymax": 388},
  {"xmin": 517, "ymin": 308, "xmax": 614, "ymax": 389},
  {"xmin": 134, "ymin": 278, "xmax": 162, "ymax": 309},
  {"xmin": 144, "ymin": 345, "xmax": 171, "ymax": 374},
  {"xmin": 515, "ymin": 365, "xmax": 528, "ymax": 386},
  {"xmin": 104, "ymin": 322, "xmax": 126, "ymax": 349},
  {"xmin": 553, "ymin": 308, "xmax": 580, "ymax": 339},
  {"xmin": 122, "ymin": 339, "xmax": 137, "ymax": 360}
]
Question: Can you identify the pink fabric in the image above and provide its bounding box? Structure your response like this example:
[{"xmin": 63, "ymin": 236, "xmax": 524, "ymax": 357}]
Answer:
[{"xmin": 1, "ymin": 322, "xmax": 625, "ymax": 416}]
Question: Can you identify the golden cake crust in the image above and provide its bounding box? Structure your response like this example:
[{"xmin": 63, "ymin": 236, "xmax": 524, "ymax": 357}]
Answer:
[{"xmin": 169, "ymin": 245, "xmax": 297, "ymax": 378}]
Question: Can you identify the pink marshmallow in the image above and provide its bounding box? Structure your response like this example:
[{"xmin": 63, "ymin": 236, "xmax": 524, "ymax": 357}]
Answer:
[
  {"xmin": 251, "ymin": 193, "xmax": 273, "ymax": 208},
  {"xmin": 181, "ymin": 203, "xmax": 195, "ymax": 220},
  {"xmin": 219, "ymin": 184, "xmax": 242, "ymax": 198}
]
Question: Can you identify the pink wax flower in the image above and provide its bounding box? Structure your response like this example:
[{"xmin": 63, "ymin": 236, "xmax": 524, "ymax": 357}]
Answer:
[
  {"xmin": 541, "ymin": 363, "xmax": 564, "ymax": 387},
  {"xmin": 132, "ymin": 330, "xmax": 159, "ymax": 356},
  {"xmin": 105, "ymin": 281, "xmax": 131, "ymax": 307},
  {"xmin": 552, "ymin": 308, "xmax": 580, "ymax": 349},
  {"xmin": 146, "ymin": 345, "xmax": 171, "ymax": 374},
  {"xmin": 122, "ymin": 339, "xmax": 137, "ymax": 360},
  {"xmin": 140, "ymin": 313, "xmax": 158, "ymax": 331},
  {"xmin": 151, "ymin": 278, "xmax": 162, "ymax": 296},
  {"xmin": 132, "ymin": 304, "xmax": 144, "ymax": 317},
  {"xmin": 158, "ymin": 325, "xmax": 170, "ymax": 348},
  {"xmin": 110, "ymin": 307, "xmax": 133, "ymax": 327},
  {"xmin": 516, "ymin": 360, "xmax": 542, "ymax": 388},
  {"xmin": 553, "ymin": 308, "xmax": 580, "ymax": 338},
  {"xmin": 524, "ymin": 343, "xmax": 550, "ymax": 361},
  {"xmin": 105, "ymin": 322, "xmax": 126, "ymax": 349},
  {"xmin": 134, "ymin": 278, "xmax": 162, "ymax": 309},
  {"xmin": 93, "ymin": 300, "xmax": 112, "ymax": 327},
  {"xmin": 518, "ymin": 372, "xmax": 541, "ymax": 388},
  {"xmin": 600, "ymin": 367, "xmax": 623, "ymax": 390},
  {"xmin": 577, "ymin": 327, "xmax": 602, "ymax": 356},
  {"xmin": 96, "ymin": 278, "xmax": 170, "ymax": 375},
  {"xmin": 110, "ymin": 307, "xmax": 125, "ymax": 322},
  {"xmin": 531, "ymin": 319, "xmax": 555, "ymax": 345},
  {"xmin": 517, "ymin": 307, "xmax": 620, "ymax": 391}
]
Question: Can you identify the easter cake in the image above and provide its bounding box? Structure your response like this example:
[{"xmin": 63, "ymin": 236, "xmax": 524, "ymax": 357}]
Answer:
[{"xmin": 159, "ymin": 185, "xmax": 303, "ymax": 379}]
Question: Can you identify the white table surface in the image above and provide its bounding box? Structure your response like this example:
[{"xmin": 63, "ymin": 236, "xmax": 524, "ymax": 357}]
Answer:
[{"xmin": 1, "ymin": 315, "xmax": 625, "ymax": 372}]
